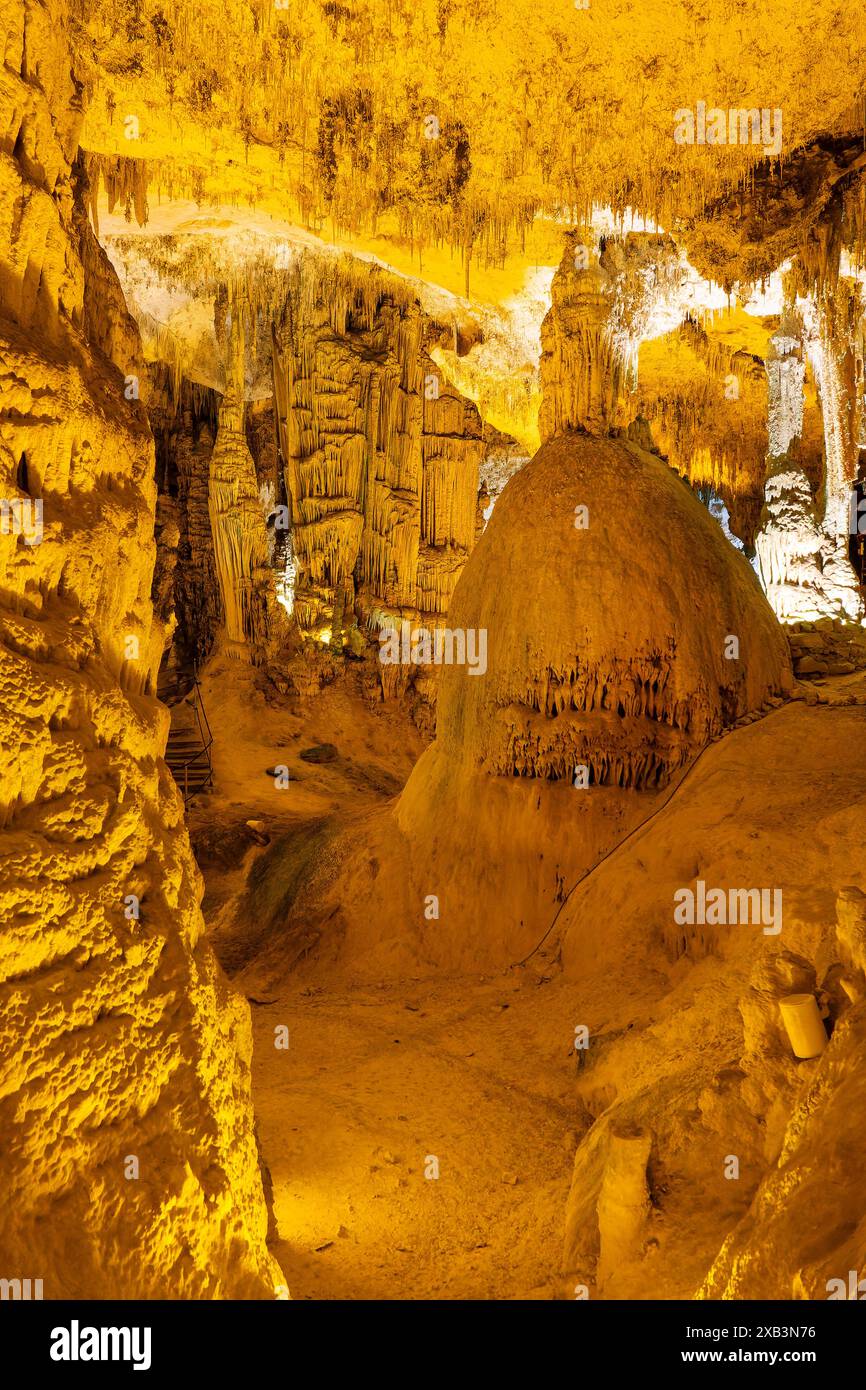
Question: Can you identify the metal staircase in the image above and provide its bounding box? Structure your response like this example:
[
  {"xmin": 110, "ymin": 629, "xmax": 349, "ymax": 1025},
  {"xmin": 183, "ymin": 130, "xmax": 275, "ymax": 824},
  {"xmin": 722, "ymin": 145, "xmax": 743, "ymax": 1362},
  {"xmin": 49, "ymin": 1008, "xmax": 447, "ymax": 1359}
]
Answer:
[{"xmin": 164, "ymin": 669, "xmax": 214, "ymax": 805}]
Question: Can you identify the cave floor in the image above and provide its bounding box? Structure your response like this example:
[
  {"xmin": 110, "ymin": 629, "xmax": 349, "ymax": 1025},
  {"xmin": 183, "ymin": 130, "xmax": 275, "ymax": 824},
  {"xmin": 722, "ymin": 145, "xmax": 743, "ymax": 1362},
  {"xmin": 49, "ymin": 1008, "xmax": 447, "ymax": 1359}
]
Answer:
[
  {"xmin": 188, "ymin": 655, "xmax": 866, "ymax": 1300},
  {"xmin": 250, "ymin": 971, "xmax": 576, "ymax": 1299},
  {"xmin": 187, "ymin": 656, "xmax": 578, "ymax": 1297}
]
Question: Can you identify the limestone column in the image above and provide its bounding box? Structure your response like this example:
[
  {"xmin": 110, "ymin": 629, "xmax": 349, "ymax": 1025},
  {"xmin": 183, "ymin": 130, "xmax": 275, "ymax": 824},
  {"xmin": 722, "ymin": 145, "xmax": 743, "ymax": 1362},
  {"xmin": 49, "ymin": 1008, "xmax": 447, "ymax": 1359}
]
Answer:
[
  {"xmin": 755, "ymin": 321, "xmax": 827, "ymax": 621},
  {"xmin": 809, "ymin": 286, "xmax": 863, "ymax": 619},
  {"xmin": 539, "ymin": 234, "xmax": 626, "ymax": 441},
  {"xmin": 539, "ymin": 231, "xmax": 679, "ymax": 443},
  {"xmin": 596, "ymin": 1127, "xmax": 653, "ymax": 1289},
  {"xmin": 208, "ymin": 305, "xmax": 279, "ymax": 662}
]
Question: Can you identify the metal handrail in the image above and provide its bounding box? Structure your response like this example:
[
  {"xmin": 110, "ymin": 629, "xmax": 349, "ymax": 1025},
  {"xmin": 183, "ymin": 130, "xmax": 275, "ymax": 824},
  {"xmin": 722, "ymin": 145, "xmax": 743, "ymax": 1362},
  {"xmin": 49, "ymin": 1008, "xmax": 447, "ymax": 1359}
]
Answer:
[
  {"xmin": 191, "ymin": 664, "xmax": 214, "ymax": 749},
  {"xmin": 168, "ymin": 665, "xmax": 214, "ymax": 804}
]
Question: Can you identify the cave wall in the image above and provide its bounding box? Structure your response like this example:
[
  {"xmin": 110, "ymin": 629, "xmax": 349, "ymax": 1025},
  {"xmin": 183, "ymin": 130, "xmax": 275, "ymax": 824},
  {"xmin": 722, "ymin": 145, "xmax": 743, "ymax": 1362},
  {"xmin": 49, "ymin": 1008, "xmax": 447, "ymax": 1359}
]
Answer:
[
  {"xmin": 0, "ymin": 0, "xmax": 279, "ymax": 1297},
  {"xmin": 635, "ymin": 318, "xmax": 824, "ymax": 553}
]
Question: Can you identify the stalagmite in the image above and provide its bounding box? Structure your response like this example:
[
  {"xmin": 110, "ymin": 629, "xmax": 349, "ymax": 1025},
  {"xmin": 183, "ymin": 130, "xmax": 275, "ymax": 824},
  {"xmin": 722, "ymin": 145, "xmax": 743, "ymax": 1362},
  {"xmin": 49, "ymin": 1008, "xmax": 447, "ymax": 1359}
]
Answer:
[
  {"xmin": 149, "ymin": 372, "xmax": 223, "ymax": 674},
  {"xmin": 755, "ymin": 321, "xmax": 830, "ymax": 621},
  {"xmin": 756, "ymin": 305, "xmax": 864, "ymax": 622},
  {"xmin": 209, "ymin": 309, "xmax": 281, "ymax": 663},
  {"xmin": 806, "ymin": 286, "xmax": 864, "ymax": 620},
  {"xmin": 539, "ymin": 233, "xmax": 683, "ymax": 444},
  {"xmin": 836, "ymin": 886, "xmax": 866, "ymax": 1004},
  {"xmin": 425, "ymin": 432, "xmax": 792, "ymax": 791},
  {"xmin": 538, "ymin": 236, "xmax": 628, "ymax": 441}
]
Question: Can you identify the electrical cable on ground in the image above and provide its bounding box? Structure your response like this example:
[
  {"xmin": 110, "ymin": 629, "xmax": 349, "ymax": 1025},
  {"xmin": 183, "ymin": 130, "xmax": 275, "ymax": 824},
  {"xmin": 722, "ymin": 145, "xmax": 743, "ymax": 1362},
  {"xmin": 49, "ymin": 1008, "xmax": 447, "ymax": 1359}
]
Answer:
[{"xmin": 513, "ymin": 701, "xmax": 793, "ymax": 968}]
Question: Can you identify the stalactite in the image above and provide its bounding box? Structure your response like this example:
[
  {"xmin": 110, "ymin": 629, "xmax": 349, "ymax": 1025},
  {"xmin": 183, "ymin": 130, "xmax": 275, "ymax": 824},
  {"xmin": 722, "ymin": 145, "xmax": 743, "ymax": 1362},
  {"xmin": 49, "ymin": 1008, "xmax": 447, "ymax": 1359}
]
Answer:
[
  {"xmin": 78, "ymin": 1, "xmax": 866, "ymax": 280},
  {"xmin": 271, "ymin": 255, "xmax": 483, "ymax": 637},
  {"xmin": 633, "ymin": 319, "xmax": 780, "ymax": 545},
  {"xmin": 83, "ymin": 152, "xmax": 150, "ymax": 234}
]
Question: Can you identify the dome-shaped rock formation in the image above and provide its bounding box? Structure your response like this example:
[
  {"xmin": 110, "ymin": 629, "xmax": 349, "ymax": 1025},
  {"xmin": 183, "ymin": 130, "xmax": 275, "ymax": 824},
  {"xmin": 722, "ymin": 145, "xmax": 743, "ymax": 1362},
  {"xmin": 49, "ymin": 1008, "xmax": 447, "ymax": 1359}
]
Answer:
[{"xmin": 431, "ymin": 430, "xmax": 793, "ymax": 793}]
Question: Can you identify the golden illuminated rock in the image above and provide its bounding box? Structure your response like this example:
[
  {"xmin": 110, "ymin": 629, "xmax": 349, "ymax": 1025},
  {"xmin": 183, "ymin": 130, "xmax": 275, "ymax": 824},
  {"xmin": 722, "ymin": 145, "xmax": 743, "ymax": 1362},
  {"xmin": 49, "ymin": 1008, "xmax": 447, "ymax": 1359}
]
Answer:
[
  {"xmin": 251, "ymin": 430, "xmax": 793, "ymax": 977},
  {"xmin": 431, "ymin": 432, "xmax": 792, "ymax": 789},
  {"xmin": 272, "ymin": 257, "xmax": 483, "ymax": 638},
  {"xmin": 3, "ymin": 0, "xmax": 866, "ymax": 1314},
  {"xmin": 208, "ymin": 385, "xmax": 279, "ymax": 663}
]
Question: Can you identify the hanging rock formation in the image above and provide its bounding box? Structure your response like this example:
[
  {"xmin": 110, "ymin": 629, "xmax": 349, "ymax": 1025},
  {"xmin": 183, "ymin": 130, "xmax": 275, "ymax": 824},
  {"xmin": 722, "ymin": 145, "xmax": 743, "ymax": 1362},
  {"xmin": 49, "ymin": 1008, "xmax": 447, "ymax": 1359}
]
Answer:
[
  {"xmin": 684, "ymin": 142, "xmax": 866, "ymax": 620},
  {"xmin": 0, "ymin": 0, "xmax": 280, "ymax": 1298},
  {"xmin": 635, "ymin": 316, "xmax": 792, "ymax": 553},
  {"xmin": 271, "ymin": 259, "xmax": 484, "ymax": 642}
]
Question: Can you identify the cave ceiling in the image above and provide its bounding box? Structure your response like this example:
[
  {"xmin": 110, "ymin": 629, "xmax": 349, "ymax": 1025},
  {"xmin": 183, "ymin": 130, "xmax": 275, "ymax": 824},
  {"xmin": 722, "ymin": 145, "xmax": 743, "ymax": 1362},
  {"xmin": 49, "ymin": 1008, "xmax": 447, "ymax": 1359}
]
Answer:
[{"xmin": 69, "ymin": 1, "xmax": 866, "ymax": 475}]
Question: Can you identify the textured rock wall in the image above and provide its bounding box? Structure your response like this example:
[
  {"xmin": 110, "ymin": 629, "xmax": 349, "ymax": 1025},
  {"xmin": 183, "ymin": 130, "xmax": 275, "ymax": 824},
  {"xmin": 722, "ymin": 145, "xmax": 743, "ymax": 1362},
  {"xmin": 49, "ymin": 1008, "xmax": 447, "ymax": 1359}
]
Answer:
[
  {"xmin": 0, "ymin": 0, "xmax": 279, "ymax": 1298},
  {"xmin": 636, "ymin": 319, "xmax": 776, "ymax": 550},
  {"xmin": 272, "ymin": 259, "xmax": 483, "ymax": 641}
]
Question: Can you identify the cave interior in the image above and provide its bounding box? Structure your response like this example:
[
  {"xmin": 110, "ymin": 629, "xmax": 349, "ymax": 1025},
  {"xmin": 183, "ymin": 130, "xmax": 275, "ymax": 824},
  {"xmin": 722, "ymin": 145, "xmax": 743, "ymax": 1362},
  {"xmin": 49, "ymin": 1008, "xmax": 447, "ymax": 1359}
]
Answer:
[{"xmin": 2, "ymin": 0, "xmax": 866, "ymax": 1306}]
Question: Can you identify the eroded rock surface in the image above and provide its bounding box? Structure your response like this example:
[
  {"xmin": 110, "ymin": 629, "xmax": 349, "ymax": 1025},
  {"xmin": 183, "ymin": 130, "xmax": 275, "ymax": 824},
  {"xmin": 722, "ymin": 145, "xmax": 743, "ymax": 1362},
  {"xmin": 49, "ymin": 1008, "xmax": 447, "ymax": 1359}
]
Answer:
[{"xmin": 0, "ymin": 0, "xmax": 280, "ymax": 1299}]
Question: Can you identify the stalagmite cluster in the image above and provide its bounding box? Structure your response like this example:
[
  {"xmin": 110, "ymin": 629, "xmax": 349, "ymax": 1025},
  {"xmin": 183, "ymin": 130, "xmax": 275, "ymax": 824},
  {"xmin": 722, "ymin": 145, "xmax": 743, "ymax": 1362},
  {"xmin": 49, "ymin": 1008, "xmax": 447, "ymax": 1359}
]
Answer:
[
  {"xmin": 755, "ymin": 321, "xmax": 836, "ymax": 620},
  {"xmin": 754, "ymin": 297, "xmax": 864, "ymax": 623},
  {"xmin": 150, "ymin": 372, "xmax": 222, "ymax": 674}
]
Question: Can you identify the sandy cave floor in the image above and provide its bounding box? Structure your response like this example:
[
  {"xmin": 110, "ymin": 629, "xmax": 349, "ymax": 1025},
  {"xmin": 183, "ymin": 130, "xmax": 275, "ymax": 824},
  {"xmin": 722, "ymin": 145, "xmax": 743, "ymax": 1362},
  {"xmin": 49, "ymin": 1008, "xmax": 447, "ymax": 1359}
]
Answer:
[
  {"xmin": 182, "ymin": 654, "xmax": 866, "ymax": 1300},
  {"xmin": 185, "ymin": 655, "xmax": 577, "ymax": 1298},
  {"xmin": 250, "ymin": 973, "xmax": 577, "ymax": 1300}
]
